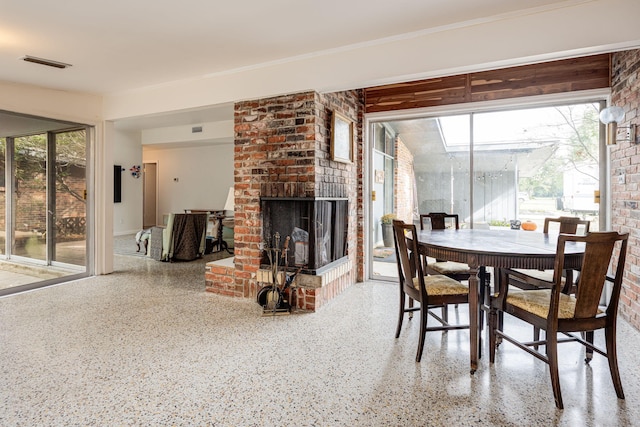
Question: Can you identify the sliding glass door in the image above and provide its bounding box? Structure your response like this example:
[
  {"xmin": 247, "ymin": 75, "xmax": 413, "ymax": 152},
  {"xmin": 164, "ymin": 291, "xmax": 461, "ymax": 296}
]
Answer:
[
  {"xmin": 0, "ymin": 111, "xmax": 91, "ymax": 294},
  {"xmin": 13, "ymin": 134, "xmax": 48, "ymax": 261},
  {"xmin": 369, "ymin": 101, "xmax": 604, "ymax": 280}
]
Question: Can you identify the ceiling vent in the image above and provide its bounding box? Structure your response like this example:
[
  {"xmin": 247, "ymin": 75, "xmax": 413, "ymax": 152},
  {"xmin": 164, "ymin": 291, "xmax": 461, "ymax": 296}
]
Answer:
[{"xmin": 22, "ymin": 55, "xmax": 72, "ymax": 69}]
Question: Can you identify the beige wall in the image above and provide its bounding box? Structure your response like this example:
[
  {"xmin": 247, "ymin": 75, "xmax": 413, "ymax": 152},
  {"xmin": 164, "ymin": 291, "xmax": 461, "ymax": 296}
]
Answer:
[
  {"xmin": 143, "ymin": 143, "xmax": 234, "ymax": 219},
  {"xmin": 102, "ymin": 1, "xmax": 640, "ymax": 122}
]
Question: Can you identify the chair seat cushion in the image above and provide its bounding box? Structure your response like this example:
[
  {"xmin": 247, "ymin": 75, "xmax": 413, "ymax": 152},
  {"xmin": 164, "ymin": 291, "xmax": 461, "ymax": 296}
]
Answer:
[
  {"xmin": 429, "ymin": 261, "xmax": 472, "ymax": 275},
  {"xmin": 413, "ymin": 275, "xmax": 468, "ymax": 296},
  {"xmin": 506, "ymin": 289, "xmax": 601, "ymax": 319}
]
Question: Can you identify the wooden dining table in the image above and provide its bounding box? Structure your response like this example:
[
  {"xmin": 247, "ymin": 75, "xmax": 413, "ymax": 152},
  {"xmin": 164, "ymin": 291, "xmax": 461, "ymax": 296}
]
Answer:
[{"xmin": 416, "ymin": 228, "xmax": 585, "ymax": 374}]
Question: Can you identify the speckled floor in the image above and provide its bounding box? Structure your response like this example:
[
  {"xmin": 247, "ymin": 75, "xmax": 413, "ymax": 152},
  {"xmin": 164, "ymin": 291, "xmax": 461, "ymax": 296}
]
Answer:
[{"xmin": 1, "ymin": 254, "xmax": 639, "ymax": 426}]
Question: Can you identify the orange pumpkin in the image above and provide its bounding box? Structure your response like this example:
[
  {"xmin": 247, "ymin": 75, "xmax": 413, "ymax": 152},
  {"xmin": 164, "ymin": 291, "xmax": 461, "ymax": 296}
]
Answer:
[{"xmin": 521, "ymin": 221, "xmax": 537, "ymax": 231}]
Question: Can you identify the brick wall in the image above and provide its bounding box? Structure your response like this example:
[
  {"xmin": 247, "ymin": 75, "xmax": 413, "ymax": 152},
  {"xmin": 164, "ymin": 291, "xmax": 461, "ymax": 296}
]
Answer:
[
  {"xmin": 610, "ymin": 49, "xmax": 640, "ymax": 329},
  {"xmin": 6, "ymin": 167, "xmax": 86, "ymax": 234},
  {"xmin": 394, "ymin": 136, "xmax": 415, "ymax": 223},
  {"xmin": 205, "ymin": 90, "xmax": 364, "ymax": 311}
]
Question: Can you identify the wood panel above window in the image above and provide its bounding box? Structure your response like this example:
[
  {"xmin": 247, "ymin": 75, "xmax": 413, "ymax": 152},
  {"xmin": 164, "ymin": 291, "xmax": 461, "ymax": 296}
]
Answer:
[{"xmin": 364, "ymin": 54, "xmax": 611, "ymax": 113}]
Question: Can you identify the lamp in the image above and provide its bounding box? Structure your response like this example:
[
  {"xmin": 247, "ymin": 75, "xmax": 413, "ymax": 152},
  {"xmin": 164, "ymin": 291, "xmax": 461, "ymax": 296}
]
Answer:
[
  {"xmin": 223, "ymin": 187, "xmax": 235, "ymax": 230},
  {"xmin": 599, "ymin": 106, "xmax": 637, "ymax": 145},
  {"xmin": 224, "ymin": 186, "xmax": 234, "ymax": 214}
]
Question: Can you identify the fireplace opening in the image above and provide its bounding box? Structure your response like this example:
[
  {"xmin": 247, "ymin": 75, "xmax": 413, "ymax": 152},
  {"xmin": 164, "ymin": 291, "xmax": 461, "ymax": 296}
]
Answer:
[{"xmin": 261, "ymin": 198, "xmax": 348, "ymax": 274}]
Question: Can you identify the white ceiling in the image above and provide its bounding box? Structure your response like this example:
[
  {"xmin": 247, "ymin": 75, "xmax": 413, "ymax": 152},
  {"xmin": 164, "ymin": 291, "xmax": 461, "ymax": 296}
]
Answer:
[
  {"xmin": 0, "ymin": 0, "xmax": 636, "ymax": 137},
  {"xmin": 1, "ymin": 0, "xmax": 580, "ymax": 95},
  {"xmin": 112, "ymin": 103, "xmax": 234, "ymax": 131}
]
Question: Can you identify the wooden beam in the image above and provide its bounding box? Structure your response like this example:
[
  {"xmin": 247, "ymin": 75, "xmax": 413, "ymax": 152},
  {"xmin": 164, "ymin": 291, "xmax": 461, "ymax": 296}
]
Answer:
[{"xmin": 364, "ymin": 54, "xmax": 611, "ymax": 113}]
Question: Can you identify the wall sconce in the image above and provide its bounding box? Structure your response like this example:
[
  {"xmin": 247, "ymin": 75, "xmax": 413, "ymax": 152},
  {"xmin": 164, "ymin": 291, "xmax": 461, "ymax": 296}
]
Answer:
[{"xmin": 599, "ymin": 106, "xmax": 638, "ymax": 145}]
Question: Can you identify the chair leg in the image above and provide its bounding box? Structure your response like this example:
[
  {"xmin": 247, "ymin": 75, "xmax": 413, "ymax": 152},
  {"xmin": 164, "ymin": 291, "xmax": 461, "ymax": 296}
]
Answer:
[
  {"xmin": 416, "ymin": 304, "xmax": 428, "ymax": 362},
  {"xmin": 547, "ymin": 332, "xmax": 564, "ymax": 409},
  {"xmin": 395, "ymin": 292, "xmax": 406, "ymax": 338},
  {"xmin": 584, "ymin": 330, "xmax": 594, "ymax": 363},
  {"xmin": 495, "ymin": 271, "xmax": 504, "ymax": 347},
  {"xmin": 605, "ymin": 324, "xmax": 625, "ymax": 399},
  {"xmin": 489, "ymin": 307, "xmax": 498, "ymax": 363},
  {"xmin": 533, "ymin": 327, "xmax": 541, "ymax": 350},
  {"xmin": 442, "ymin": 304, "xmax": 448, "ymax": 323},
  {"xmin": 408, "ymin": 298, "xmax": 414, "ymax": 320},
  {"xmin": 479, "ymin": 267, "xmax": 487, "ymax": 329}
]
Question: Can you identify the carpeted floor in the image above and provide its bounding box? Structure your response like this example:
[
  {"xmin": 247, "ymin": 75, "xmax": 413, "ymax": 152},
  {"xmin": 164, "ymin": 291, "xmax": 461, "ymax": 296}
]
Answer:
[{"xmin": 113, "ymin": 234, "xmax": 148, "ymax": 257}]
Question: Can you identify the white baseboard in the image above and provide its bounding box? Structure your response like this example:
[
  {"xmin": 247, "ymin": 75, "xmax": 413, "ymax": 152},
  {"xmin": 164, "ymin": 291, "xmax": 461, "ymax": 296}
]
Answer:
[{"xmin": 114, "ymin": 229, "xmax": 139, "ymax": 236}]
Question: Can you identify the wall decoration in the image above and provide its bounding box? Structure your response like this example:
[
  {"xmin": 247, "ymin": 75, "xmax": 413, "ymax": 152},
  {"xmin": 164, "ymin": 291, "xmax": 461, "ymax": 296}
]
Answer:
[
  {"xmin": 331, "ymin": 111, "xmax": 353, "ymax": 163},
  {"xmin": 114, "ymin": 165, "xmax": 123, "ymax": 203},
  {"xmin": 130, "ymin": 165, "xmax": 141, "ymax": 179}
]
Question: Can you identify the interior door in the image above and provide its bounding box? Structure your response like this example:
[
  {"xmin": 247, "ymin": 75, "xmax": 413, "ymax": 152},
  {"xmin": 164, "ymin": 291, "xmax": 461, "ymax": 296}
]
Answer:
[{"xmin": 143, "ymin": 162, "xmax": 157, "ymax": 228}]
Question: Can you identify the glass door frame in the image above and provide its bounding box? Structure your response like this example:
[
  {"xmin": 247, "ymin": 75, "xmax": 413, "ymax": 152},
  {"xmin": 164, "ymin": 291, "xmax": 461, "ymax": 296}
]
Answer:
[
  {"xmin": 364, "ymin": 89, "xmax": 611, "ymax": 281},
  {"xmin": 0, "ymin": 117, "xmax": 94, "ymax": 296}
]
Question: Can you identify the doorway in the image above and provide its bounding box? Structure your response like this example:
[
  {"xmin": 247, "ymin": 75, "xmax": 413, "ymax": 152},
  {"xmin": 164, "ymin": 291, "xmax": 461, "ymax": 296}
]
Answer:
[{"xmin": 143, "ymin": 162, "xmax": 157, "ymax": 228}]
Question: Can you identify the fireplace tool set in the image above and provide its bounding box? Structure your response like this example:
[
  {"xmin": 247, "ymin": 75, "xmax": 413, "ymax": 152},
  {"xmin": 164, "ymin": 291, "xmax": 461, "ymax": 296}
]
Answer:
[{"xmin": 257, "ymin": 232, "xmax": 302, "ymax": 316}]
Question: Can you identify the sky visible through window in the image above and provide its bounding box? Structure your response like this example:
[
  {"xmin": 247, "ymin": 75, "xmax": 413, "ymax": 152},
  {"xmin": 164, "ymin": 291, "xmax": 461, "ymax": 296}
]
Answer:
[{"xmin": 439, "ymin": 104, "xmax": 597, "ymax": 148}]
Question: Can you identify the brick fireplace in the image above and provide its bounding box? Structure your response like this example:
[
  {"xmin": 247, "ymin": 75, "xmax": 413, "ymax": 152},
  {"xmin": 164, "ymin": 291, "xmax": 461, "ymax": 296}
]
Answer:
[
  {"xmin": 205, "ymin": 90, "xmax": 363, "ymax": 311},
  {"xmin": 261, "ymin": 197, "xmax": 348, "ymax": 273}
]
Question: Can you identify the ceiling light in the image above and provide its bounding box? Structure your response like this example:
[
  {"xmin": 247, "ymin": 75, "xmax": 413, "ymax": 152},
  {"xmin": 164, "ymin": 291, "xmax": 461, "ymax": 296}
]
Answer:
[{"xmin": 22, "ymin": 55, "xmax": 72, "ymax": 69}]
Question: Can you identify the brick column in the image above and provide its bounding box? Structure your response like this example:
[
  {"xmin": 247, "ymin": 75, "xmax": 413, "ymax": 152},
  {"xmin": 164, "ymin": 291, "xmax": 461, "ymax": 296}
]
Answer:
[{"xmin": 205, "ymin": 90, "xmax": 364, "ymax": 310}]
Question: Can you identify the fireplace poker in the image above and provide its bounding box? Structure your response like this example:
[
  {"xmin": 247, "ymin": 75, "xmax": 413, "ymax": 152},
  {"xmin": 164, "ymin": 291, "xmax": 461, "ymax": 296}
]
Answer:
[{"xmin": 281, "ymin": 236, "xmax": 291, "ymax": 287}]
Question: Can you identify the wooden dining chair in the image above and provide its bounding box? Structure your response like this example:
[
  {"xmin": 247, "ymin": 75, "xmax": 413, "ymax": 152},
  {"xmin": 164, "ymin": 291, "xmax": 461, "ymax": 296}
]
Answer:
[
  {"xmin": 509, "ymin": 216, "xmax": 591, "ymax": 292},
  {"xmin": 505, "ymin": 216, "xmax": 591, "ymax": 344},
  {"xmin": 420, "ymin": 212, "xmax": 490, "ymax": 321},
  {"xmin": 420, "ymin": 212, "xmax": 458, "ymax": 231},
  {"xmin": 489, "ymin": 231, "xmax": 629, "ymax": 409},
  {"xmin": 419, "ymin": 212, "xmax": 489, "ymax": 282},
  {"xmin": 392, "ymin": 219, "xmax": 470, "ymax": 362}
]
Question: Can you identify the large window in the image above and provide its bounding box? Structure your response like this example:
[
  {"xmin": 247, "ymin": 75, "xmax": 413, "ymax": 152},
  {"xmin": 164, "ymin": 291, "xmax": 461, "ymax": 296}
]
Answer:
[
  {"xmin": 370, "ymin": 101, "xmax": 603, "ymax": 280},
  {"xmin": 0, "ymin": 111, "xmax": 91, "ymax": 294}
]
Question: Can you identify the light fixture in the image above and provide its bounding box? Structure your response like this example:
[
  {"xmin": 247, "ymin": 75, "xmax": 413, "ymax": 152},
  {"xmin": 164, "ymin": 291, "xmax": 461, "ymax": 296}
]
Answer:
[
  {"xmin": 222, "ymin": 187, "xmax": 235, "ymax": 231},
  {"xmin": 224, "ymin": 187, "xmax": 234, "ymax": 214},
  {"xmin": 599, "ymin": 106, "xmax": 638, "ymax": 145},
  {"xmin": 22, "ymin": 55, "xmax": 72, "ymax": 69}
]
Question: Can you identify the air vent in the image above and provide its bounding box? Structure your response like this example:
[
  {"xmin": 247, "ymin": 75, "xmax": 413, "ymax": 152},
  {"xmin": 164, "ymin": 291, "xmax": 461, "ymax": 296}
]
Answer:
[
  {"xmin": 192, "ymin": 126, "xmax": 203, "ymax": 133},
  {"xmin": 22, "ymin": 55, "xmax": 72, "ymax": 69}
]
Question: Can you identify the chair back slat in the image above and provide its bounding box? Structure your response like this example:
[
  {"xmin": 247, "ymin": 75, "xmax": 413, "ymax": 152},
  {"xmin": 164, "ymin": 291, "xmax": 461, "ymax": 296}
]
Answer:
[
  {"xmin": 421, "ymin": 212, "xmax": 459, "ymax": 230},
  {"xmin": 557, "ymin": 232, "xmax": 628, "ymax": 319},
  {"xmin": 393, "ymin": 220, "xmax": 426, "ymax": 296},
  {"xmin": 544, "ymin": 216, "xmax": 591, "ymax": 235}
]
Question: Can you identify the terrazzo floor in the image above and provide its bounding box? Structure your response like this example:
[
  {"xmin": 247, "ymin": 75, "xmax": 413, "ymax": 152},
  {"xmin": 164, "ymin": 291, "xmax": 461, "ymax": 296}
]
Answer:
[{"xmin": 1, "ymin": 253, "xmax": 640, "ymax": 426}]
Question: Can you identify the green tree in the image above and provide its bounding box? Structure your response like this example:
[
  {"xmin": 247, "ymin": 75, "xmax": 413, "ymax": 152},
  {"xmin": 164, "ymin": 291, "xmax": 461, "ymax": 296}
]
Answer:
[
  {"xmin": 14, "ymin": 130, "xmax": 86, "ymax": 203},
  {"xmin": 520, "ymin": 104, "xmax": 599, "ymax": 197}
]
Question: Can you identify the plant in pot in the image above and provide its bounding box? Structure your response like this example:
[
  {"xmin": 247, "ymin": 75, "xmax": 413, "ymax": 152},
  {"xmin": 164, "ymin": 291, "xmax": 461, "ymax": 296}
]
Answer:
[{"xmin": 381, "ymin": 213, "xmax": 397, "ymax": 247}]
